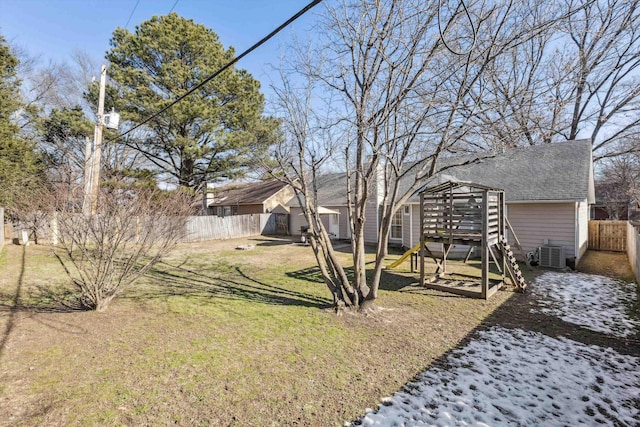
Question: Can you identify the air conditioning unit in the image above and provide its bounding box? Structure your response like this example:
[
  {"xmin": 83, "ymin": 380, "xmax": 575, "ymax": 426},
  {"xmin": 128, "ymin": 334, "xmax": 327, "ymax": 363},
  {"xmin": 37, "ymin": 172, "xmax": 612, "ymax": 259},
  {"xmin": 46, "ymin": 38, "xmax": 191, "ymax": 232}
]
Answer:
[{"xmin": 539, "ymin": 246, "xmax": 565, "ymax": 269}]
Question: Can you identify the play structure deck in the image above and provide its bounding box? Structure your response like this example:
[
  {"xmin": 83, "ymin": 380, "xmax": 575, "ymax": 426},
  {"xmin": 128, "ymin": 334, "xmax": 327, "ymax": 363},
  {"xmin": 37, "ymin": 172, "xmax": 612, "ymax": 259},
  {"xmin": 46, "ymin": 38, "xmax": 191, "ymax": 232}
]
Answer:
[{"xmin": 416, "ymin": 180, "xmax": 527, "ymax": 299}]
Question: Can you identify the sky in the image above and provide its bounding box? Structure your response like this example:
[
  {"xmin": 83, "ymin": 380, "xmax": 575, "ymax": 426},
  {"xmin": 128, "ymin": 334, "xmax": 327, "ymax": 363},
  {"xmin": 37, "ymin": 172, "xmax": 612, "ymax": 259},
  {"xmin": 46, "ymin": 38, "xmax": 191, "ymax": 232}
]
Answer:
[{"xmin": 0, "ymin": 0, "xmax": 320, "ymax": 92}]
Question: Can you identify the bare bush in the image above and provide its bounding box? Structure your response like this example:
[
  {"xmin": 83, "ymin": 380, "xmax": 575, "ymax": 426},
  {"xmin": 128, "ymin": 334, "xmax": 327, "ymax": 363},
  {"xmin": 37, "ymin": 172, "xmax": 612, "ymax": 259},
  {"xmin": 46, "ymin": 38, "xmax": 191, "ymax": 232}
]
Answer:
[{"xmin": 51, "ymin": 186, "xmax": 195, "ymax": 311}]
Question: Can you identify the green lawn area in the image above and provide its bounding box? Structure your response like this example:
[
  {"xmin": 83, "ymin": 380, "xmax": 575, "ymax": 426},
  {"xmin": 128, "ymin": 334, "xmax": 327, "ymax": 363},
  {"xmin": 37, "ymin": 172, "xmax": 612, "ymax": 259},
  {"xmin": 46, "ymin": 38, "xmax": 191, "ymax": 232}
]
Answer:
[{"xmin": 0, "ymin": 237, "xmax": 514, "ymax": 426}]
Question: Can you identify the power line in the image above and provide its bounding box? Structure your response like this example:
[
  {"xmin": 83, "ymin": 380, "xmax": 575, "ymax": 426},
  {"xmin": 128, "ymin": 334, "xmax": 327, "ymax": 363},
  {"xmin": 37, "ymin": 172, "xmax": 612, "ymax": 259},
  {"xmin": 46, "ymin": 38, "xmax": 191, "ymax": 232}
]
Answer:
[
  {"xmin": 111, "ymin": 0, "xmax": 322, "ymax": 143},
  {"xmin": 438, "ymin": 0, "xmax": 477, "ymax": 55},
  {"xmin": 168, "ymin": 0, "xmax": 180, "ymax": 13},
  {"xmin": 124, "ymin": 0, "xmax": 141, "ymax": 29}
]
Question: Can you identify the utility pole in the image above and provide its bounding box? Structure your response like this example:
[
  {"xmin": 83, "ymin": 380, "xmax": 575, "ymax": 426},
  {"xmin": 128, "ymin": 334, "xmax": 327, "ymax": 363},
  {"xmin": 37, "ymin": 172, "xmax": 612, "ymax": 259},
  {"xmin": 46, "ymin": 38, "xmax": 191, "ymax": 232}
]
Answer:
[
  {"xmin": 82, "ymin": 135, "xmax": 92, "ymax": 215},
  {"xmin": 83, "ymin": 64, "xmax": 107, "ymax": 215}
]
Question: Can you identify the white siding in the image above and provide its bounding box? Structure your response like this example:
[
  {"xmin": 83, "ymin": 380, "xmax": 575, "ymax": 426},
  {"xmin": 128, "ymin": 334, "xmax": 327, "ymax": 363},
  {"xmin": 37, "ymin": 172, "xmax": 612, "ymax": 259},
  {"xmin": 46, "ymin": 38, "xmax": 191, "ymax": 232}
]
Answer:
[
  {"xmin": 362, "ymin": 163, "xmax": 384, "ymax": 244},
  {"xmin": 408, "ymin": 201, "xmax": 580, "ymax": 259},
  {"xmin": 408, "ymin": 204, "xmax": 421, "ymax": 248},
  {"xmin": 364, "ymin": 202, "xmax": 379, "ymax": 244},
  {"xmin": 401, "ymin": 205, "xmax": 412, "ymax": 248},
  {"xmin": 290, "ymin": 207, "xmax": 306, "ymax": 235},
  {"xmin": 321, "ymin": 214, "xmax": 331, "ymax": 234},
  {"xmin": 407, "ymin": 203, "xmax": 471, "ymax": 258},
  {"xmin": 337, "ymin": 206, "xmax": 351, "ymax": 239},
  {"xmin": 507, "ymin": 202, "xmax": 577, "ymax": 259},
  {"xmin": 290, "ymin": 206, "xmax": 350, "ymax": 240},
  {"xmin": 577, "ymin": 199, "xmax": 589, "ymax": 260}
]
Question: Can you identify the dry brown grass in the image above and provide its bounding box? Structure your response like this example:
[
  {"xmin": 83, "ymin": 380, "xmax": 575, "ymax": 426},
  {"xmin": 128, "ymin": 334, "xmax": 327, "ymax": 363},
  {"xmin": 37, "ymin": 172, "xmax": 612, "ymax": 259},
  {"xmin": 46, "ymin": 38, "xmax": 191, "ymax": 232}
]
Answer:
[
  {"xmin": 0, "ymin": 237, "xmax": 516, "ymax": 426},
  {"xmin": 577, "ymin": 250, "xmax": 636, "ymax": 282}
]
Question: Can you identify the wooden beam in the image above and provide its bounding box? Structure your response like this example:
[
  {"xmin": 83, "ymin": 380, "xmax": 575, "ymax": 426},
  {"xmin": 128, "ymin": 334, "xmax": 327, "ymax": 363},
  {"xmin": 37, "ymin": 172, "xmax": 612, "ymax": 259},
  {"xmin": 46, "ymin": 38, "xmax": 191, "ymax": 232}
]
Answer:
[
  {"xmin": 463, "ymin": 246, "xmax": 473, "ymax": 263},
  {"xmin": 442, "ymin": 244, "xmax": 452, "ymax": 274},
  {"xmin": 422, "ymin": 281, "xmax": 502, "ymax": 299},
  {"xmin": 505, "ymin": 216, "xmax": 533, "ymax": 271},
  {"xmin": 423, "ymin": 244, "xmax": 445, "ymax": 273},
  {"xmin": 420, "ymin": 192, "xmax": 425, "ymax": 286},
  {"xmin": 487, "ymin": 244, "xmax": 503, "ymax": 274},
  {"xmin": 481, "ymin": 191, "xmax": 489, "ymax": 299}
]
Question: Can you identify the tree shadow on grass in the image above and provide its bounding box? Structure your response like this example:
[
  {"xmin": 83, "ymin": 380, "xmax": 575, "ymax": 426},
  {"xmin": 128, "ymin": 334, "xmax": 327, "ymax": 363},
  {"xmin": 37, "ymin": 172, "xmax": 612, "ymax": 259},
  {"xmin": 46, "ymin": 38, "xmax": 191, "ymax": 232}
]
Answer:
[
  {"xmin": 285, "ymin": 264, "xmax": 418, "ymax": 293},
  {"xmin": 0, "ymin": 246, "xmax": 86, "ymax": 364},
  {"xmin": 0, "ymin": 245, "xmax": 25, "ymax": 361},
  {"xmin": 251, "ymin": 236, "xmax": 298, "ymax": 247},
  {"xmin": 349, "ymin": 274, "xmax": 640, "ymax": 425},
  {"xmin": 379, "ymin": 270, "xmax": 419, "ymax": 292},
  {"xmin": 285, "ymin": 266, "xmax": 326, "ymax": 284},
  {"xmin": 125, "ymin": 261, "xmax": 331, "ymax": 309}
]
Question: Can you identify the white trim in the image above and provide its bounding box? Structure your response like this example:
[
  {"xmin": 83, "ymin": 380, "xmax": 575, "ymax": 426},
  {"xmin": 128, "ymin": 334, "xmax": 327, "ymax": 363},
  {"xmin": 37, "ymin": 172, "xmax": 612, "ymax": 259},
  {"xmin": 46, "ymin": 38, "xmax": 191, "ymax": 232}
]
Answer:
[
  {"xmin": 505, "ymin": 204, "xmax": 510, "ymax": 242},
  {"xmin": 505, "ymin": 200, "xmax": 583, "ymax": 204},
  {"xmin": 390, "ymin": 210, "xmax": 402, "ymax": 240},
  {"xmin": 409, "ymin": 205, "xmax": 413, "ymax": 248},
  {"xmin": 575, "ymin": 202, "xmax": 579, "ymax": 260},
  {"xmin": 404, "ymin": 199, "xmax": 581, "ymax": 206}
]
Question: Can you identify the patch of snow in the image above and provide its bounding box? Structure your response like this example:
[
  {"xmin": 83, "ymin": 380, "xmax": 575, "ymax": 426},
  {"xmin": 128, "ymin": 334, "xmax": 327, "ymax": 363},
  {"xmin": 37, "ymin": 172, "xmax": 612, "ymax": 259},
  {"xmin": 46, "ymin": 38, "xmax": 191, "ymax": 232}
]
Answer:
[
  {"xmin": 531, "ymin": 272, "xmax": 639, "ymax": 337},
  {"xmin": 355, "ymin": 327, "xmax": 640, "ymax": 426}
]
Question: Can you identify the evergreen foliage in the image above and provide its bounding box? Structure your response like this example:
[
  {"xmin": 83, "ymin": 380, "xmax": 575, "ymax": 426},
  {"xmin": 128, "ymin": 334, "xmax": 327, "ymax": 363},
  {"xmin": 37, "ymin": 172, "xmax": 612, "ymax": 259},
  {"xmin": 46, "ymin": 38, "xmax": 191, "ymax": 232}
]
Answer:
[
  {"xmin": 104, "ymin": 13, "xmax": 278, "ymax": 189},
  {"xmin": 0, "ymin": 35, "xmax": 43, "ymax": 211}
]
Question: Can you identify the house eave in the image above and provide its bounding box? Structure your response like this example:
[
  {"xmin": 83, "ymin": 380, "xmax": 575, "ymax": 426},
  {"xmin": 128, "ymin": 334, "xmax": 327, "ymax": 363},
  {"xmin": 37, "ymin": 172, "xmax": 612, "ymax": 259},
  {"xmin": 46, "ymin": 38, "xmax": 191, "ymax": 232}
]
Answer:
[
  {"xmin": 404, "ymin": 198, "xmax": 585, "ymax": 205},
  {"xmin": 505, "ymin": 199, "xmax": 585, "ymax": 204}
]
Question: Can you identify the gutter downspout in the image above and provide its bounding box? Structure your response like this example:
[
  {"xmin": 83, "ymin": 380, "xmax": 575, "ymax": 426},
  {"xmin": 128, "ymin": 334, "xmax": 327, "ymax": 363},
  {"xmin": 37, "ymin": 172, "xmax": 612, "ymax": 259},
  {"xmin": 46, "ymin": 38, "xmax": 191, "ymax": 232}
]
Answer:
[{"xmin": 575, "ymin": 201, "xmax": 579, "ymax": 262}]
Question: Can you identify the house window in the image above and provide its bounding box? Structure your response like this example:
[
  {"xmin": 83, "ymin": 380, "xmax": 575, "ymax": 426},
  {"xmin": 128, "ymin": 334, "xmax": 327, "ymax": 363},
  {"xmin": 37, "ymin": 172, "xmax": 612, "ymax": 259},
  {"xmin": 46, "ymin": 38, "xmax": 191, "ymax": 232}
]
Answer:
[
  {"xmin": 222, "ymin": 206, "xmax": 238, "ymax": 217},
  {"xmin": 219, "ymin": 206, "xmax": 238, "ymax": 217},
  {"xmin": 391, "ymin": 210, "xmax": 402, "ymax": 239},
  {"xmin": 403, "ymin": 205, "xmax": 410, "ymax": 215}
]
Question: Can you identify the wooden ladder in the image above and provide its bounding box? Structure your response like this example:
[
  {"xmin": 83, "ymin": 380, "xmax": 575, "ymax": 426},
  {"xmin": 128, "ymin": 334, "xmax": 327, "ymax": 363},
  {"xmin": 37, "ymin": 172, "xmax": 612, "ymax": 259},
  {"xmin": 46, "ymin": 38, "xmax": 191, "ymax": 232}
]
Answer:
[
  {"xmin": 499, "ymin": 236, "xmax": 527, "ymax": 291},
  {"xmin": 505, "ymin": 216, "xmax": 533, "ymax": 271}
]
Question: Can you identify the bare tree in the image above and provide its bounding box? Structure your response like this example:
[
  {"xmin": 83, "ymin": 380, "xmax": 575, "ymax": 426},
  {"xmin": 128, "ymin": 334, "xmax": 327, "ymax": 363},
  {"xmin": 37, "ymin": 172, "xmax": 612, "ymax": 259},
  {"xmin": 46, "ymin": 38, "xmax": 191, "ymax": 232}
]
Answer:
[
  {"xmin": 10, "ymin": 185, "xmax": 53, "ymax": 244},
  {"xmin": 270, "ymin": 65, "xmax": 358, "ymax": 309},
  {"xmin": 596, "ymin": 140, "xmax": 640, "ymax": 218},
  {"xmin": 270, "ymin": 0, "xmax": 570, "ymax": 311},
  {"xmin": 471, "ymin": 0, "xmax": 640, "ymax": 160},
  {"xmin": 50, "ymin": 186, "xmax": 195, "ymax": 312}
]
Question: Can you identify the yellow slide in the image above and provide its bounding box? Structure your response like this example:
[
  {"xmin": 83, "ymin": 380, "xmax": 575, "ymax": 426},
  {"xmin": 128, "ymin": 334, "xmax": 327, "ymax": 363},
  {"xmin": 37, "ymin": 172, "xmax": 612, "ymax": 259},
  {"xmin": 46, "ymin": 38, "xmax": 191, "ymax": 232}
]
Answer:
[{"xmin": 386, "ymin": 243, "xmax": 421, "ymax": 269}]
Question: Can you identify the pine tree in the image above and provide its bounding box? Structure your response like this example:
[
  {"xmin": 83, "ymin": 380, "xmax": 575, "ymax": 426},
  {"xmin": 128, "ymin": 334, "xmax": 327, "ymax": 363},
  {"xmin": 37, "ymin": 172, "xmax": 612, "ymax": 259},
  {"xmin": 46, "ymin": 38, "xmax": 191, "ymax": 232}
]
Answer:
[
  {"xmin": 104, "ymin": 13, "xmax": 278, "ymax": 190},
  {"xmin": 0, "ymin": 34, "xmax": 42, "ymax": 211}
]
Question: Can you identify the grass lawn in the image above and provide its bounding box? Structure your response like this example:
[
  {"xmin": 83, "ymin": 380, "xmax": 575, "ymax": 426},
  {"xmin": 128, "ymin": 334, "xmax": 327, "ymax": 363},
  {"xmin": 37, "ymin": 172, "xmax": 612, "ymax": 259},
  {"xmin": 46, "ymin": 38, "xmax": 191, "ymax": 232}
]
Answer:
[{"xmin": 0, "ymin": 236, "xmax": 518, "ymax": 426}]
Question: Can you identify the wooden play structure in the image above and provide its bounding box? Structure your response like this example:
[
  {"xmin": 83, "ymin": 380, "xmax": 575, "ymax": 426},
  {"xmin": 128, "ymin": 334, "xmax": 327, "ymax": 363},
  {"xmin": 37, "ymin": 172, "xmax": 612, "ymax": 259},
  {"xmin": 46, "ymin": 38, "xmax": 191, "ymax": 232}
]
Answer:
[{"xmin": 418, "ymin": 180, "xmax": 527, "ymax": 299}]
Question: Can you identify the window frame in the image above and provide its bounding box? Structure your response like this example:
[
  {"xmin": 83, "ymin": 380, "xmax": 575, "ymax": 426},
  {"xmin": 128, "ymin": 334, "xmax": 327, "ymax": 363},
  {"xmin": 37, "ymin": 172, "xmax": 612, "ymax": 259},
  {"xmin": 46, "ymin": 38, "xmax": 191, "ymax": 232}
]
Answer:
[{"xmin": 390, "ymin": 210, "xmax": 403, "ymax": 240}]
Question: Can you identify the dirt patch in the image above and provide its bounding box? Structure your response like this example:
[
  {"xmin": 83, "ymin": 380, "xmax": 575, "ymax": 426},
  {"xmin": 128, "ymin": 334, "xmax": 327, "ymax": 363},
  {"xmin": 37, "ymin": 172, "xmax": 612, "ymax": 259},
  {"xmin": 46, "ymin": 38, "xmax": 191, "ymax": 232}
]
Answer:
[{"xmin": 577, "ymin": 250, "xmax": 635, "ymax": 282}]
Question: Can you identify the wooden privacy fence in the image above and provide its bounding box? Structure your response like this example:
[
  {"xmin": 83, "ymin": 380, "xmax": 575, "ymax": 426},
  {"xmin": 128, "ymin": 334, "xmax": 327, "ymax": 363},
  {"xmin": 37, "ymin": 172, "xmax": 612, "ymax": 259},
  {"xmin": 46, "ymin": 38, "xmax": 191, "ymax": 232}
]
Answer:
[
  {"xmin": 7, "ymin": 212, "xmax": 284, "ymax": 245},
  {"xmin": 627, "ymin": 222, "xmax": 640, "ymax": 283},
  {"xmin": 182, "ymin": 213, "xmax": 280, "ymax": 242},
  {"xmin": 588, "ymin": 220, "xmax": 627, "ymax": 251}
]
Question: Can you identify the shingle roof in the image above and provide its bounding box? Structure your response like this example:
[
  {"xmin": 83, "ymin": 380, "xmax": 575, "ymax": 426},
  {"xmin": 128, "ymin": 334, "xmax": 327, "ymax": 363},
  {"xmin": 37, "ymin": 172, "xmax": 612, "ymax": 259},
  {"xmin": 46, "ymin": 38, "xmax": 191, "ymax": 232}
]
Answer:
[
  {"xmin": 208, "ymin": 180, "xmax": 289, "ymax": 206},
  {"xmin": 286, "ymin": 140, "xmax": 594, "ymax": 207},
  {"xmin": 413, "ymin": 140, "xmax": 594, "ymax": 203},
  {"xmin": 287, "ymin": 172, "xmax": 350, "ymax": 207}
]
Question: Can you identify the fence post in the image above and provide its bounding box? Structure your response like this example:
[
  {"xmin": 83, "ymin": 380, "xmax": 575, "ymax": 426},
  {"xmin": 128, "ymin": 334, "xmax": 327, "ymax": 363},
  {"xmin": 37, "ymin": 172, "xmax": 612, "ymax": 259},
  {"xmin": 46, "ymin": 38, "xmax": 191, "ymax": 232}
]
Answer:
[{"xmin": 51, "ymin": 211, "xmax": 59, "ymax": 245}]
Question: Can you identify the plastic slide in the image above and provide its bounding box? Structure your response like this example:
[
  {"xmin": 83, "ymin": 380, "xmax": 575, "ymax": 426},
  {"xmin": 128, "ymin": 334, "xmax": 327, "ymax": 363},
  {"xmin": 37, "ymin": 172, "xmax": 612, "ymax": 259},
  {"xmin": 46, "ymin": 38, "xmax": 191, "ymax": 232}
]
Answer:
[{"xmin": 386, "ymin": 243, "xmax": 421, "ymax": 269}]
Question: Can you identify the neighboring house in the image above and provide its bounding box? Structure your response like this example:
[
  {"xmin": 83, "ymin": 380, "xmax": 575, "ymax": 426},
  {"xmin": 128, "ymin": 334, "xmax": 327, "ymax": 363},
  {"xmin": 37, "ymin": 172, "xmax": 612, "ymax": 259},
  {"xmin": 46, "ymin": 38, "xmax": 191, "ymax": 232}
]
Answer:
[
  {"xmin": 400, "ymin": 140, "xmax": 595, "ymax": 263},
  {"xmin": 288, "ymin": 173, "xmax": 354, "ymax": 239},
  {"xmin": 205, "ymin": 180, "xmax": 295, "ymax": 217},
  {"xmin": 290, "ymin": 140, "xmax": 595, "ymax": 265},
  {"xmin": 287, "ymin": 140, "xmax": 595, "ymax": 264}
]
